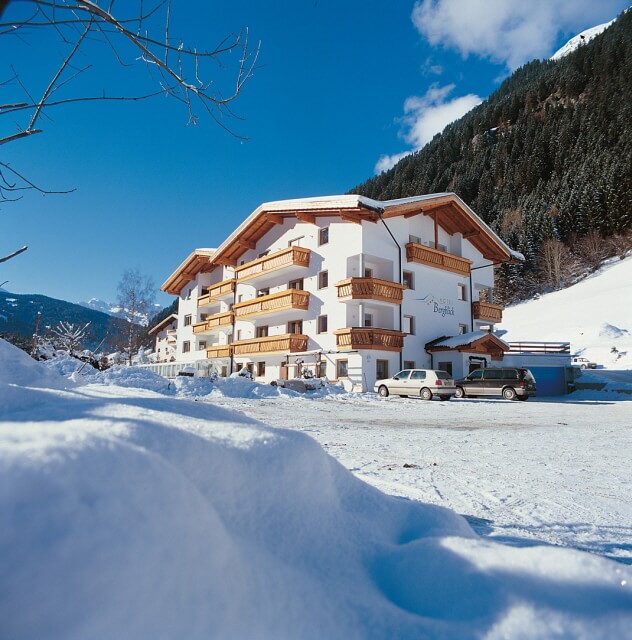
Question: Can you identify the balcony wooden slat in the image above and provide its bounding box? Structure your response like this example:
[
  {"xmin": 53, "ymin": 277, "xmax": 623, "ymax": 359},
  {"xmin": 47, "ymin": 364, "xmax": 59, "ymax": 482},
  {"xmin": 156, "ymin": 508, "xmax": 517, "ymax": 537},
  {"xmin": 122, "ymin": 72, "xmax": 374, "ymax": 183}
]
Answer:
[
  {"xmin": 233, "ymin": 289, "xmax": 310, "ymax": 319},
  {"xmin": 405, "ymin": 242, "xmax": 472, "ymax": 276},
  {"xmin": 232, "ymin": 333, "xmax": 308, "ymax": 355},
  {"xmin": 193, "ymin": 311, "xmax": 234, "ymax": 334},
  {"xmin": 335, "ymin": 277, "xmax": 404, "ymax": 304},
  {"xmin": 206, "ymin": 345, "xmax": 232, "ymax": 359},
  {"xmin": 333, "ymin": 327, "xmax": 405, "ymax": 352},
  {"xmin": 472, "ymin": 301, "xmax": 504, "ymax": 323},
  {"xmin": 235, "ymin": 246, "xmax": 311, "ymax": 282},
  {"xmin": 197, "ymin": 279, "xmax": 236, "ymax": 307}
]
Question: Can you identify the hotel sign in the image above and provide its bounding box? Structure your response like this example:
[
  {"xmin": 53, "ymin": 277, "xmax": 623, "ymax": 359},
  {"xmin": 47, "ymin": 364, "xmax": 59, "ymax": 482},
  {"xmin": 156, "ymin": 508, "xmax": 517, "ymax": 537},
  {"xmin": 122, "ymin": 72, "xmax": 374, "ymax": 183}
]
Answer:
[{"xmin": 418, "ymin": 293, "xmax": 455, "ymax": 317}]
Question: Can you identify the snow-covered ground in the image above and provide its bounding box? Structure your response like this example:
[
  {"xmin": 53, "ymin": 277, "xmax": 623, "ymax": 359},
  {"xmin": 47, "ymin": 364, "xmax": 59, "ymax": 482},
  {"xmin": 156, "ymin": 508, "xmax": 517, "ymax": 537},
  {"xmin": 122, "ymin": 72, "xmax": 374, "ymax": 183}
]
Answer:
[
  {"xmin": 1, "ymin": 259, "xmax": 632, "ymax": 638},
  {"xmin": 498, "ymin": 256, "xmax": 632, "ymax": 370}
]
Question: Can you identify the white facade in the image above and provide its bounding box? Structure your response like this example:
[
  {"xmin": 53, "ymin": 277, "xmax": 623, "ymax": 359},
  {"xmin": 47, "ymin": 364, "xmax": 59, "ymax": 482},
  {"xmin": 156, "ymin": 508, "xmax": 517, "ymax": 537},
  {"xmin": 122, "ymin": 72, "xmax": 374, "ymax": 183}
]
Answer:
[{"xmin": 160, "ymin": 194, "xmax": 521, "ymax": 390}]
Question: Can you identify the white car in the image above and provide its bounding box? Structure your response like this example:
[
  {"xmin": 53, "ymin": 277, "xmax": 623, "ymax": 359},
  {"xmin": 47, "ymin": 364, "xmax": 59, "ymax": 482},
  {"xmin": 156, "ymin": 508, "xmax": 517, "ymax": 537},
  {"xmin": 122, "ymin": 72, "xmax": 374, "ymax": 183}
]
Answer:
[
  {"xmin": 374, "ymin": 369, "xmax": 456, "ymax": 400},
  {"xmin": 572, "ymin": 357, "xmax": 597, "ymax": 369}
]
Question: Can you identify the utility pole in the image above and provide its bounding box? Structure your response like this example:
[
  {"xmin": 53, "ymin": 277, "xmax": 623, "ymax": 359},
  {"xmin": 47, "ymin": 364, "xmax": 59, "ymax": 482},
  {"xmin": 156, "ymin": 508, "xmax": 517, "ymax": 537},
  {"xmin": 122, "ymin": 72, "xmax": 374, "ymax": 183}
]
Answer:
[{"xmin": 31, "ymin": 311, "xmax": 42, "ymax": 358}]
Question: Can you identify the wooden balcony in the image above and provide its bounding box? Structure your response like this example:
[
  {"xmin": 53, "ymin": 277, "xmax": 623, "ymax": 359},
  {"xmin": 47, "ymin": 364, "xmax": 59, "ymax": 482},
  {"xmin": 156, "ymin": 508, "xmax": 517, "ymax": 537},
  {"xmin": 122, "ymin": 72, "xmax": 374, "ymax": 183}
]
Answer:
[
  {"xmin": 334, "ymin": 327, "xmax": 405, "ymax": 352},
  {"xmin": 206, "ymin": 345, "xmax": 233, "ymax": 359},
  {"xmin": 472, "ymin": 301, "xmax": 504, "ymax": 323},
  {"xmin": 192, "ymin": 311, "xmax": 234, "ymax": 334},
  {"xmin": 405, "ymin": 243, "xmax": 472, "ymax": 276},
  {"xmin": 166, "ymin": 329, "xmax": 177, "ymax": 343},
  {"xmin": 198, "ymin": 279, "xmax": 236, "ymax": 307},
  {"xmin": 232, "ymin": 333, "xmax": 308, "ymax": 356},
  {"xmin": 233, "ymin": 289, "xmax": 310, "ymax": 319},
  {"xmin": 335, "ymin": 277, "xmax": 404, "ymax": 305},
  {"xmin": 235, "ymin": 246, "xmax": 311, "ymax": 282}
]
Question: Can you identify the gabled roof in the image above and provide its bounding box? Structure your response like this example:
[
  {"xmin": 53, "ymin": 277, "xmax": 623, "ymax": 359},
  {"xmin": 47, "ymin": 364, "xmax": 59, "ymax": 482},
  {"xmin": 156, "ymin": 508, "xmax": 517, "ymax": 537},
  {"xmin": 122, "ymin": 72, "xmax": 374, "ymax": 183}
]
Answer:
[
  {"xmin": 148, "ymin": 313, "xmax": 178, "ymax": 335},
  {"xmin": 426, "ymin": 331, "xmax": 510, "ymax": 359},
  {"xmin": 161, "ymin": 193, "xmax": 524, "ymax": 295},
  {"xmin": 162, "ymin": 249, "xmax": 215, "ymax": 295}
]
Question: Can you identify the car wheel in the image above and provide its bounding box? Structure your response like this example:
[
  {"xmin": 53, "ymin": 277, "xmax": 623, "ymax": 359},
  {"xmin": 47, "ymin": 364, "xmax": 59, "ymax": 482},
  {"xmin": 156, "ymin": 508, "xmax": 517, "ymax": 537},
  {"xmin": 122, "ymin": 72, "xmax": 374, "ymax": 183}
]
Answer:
[
  {"xmin": 420, "ymin": 387, "xmax": 433, "ymax": 401},
  {"xmin": 455, "ymin": 386, "xmax": 466, "ymax": 399},
  {"xmin": 502, "ymin": 387, "xmax": 517, "ymax": 401},
  {"xmin": 378, "ymin": 385, "xmax": 389, "ymax": 398},
  {"xmin": 580, "ymin": 364, "xmax": 587, "ymax": 369}
]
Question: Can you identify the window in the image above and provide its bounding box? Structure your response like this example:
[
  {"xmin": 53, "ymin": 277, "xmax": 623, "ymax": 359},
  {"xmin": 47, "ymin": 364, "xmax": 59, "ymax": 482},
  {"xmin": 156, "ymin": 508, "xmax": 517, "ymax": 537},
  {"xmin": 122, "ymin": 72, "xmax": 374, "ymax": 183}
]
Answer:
[
  {"xmin": 237, "ymin": 294, "xmax": 243, "ymax": 303},
  {"xmin": 258, "ymin": 251, "xmax": 269, "ymax": 259},
  {"xmin": 409, "ymin": 234, "xmax": 421, "ymax": 244},
  {"xmin": 468, "ymin": 369, "xmax": 484, "ymax": 380},
  {"xmin": 376, "ymin": 359, "xmax": 389, "ymax": 380},
  {"xmin": 319, "ymin": 227, "xmax": 329, "ymax": 245},
  {"xmin": 429, "ymin": 241, "xmax": 447, "ymax": 252},
  {"xmin": 287, "ymin": 320, "xmax": 303, "ymax": 334},
  {"xmin": 288, "ymin": 236, "xmax": 304, "ymax": 247},
  {"xmin": 459, "ymin": 324, "xmax": 468, "ymax": 335},
  {"xmin": 364, "ymin": 267, "xmax": 373, "ymax": 278},
  {"xmin": 317, "ymin": 315, "xmax": 328, "ymax": 333},
  {"xmin": 318, "ymin": 361, "xmax": 327, "ymax": 378},
  {"xmin": 318, "ymin": 270, "xmax": 329, "ymax": 289},
  {"xmin": 198, "ymin": 341, "xmax": 206, "ymax": 350},
  {"xmin": 221, "ymin": 366, "xmax": 228, "ymax": 377},
  {"xmin": 184, "ymin": 314, "xmax": 192, "ymax": 326},
  {"xmin": 257, "ymin": 287, "xmax": 270, "ymax": 297},
  {"xmin": 458, "ymin": 284, "xmax": 467, "ymax": 301},
  {"xmin": 256, "ymin": 325, "xmax": 269, "ymax": 338},
  {"xmin": 364, "ymin": 313, "xmax": 373, "ymax": 328},
  {"xmin": 336, "ymin": 359, "xmax": 348, "ymax": 378},
  {"xmin": 236, "ymin": 329, "xmax": 242, "ymax": 341},
  {"xmin": 410, "ymin": 370, "xmax": 427, "ymax": 380},
  {"xmin": 182, "ymin": 341, "xmax": 191, "ymax": 353},
  {"xmin": 404, "ymin": 360, "xmax": 415, "ymax": 370},
  {"xmin": 288, "ymin": 278, "xmax": 304, "ymax": 290},
  {"xmin": 257, "ymin": 361, "xmax": 266, "ymax": 377},
  {"xmin": 402, "ymin": 271, "xmax": 414, "ymax": 289},
  {"xmin": 403, "ymin": 315, "xmax": 415, "ymax": 335},
  {"xmin": 246, "ymin": 363, "xmax": 254, "ymax": 375},
  {"xmin": 437, "ymin": 361, "xmax": 453, "ymax": 376},
  {"xmin": 185, "ymin": 289, "xmax": 192, "ymax": 301},
  {"xmin": 200, "ymin": 313, "xmax": 208, "ymax": 321}
]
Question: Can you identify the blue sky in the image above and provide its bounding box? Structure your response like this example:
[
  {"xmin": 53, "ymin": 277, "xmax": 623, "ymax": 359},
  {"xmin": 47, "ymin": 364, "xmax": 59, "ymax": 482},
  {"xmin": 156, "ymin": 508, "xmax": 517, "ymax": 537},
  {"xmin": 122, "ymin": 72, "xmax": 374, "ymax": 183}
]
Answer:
[{"xmin": 1, "ymin": 0, "xmax": 628, "ymax": 307}]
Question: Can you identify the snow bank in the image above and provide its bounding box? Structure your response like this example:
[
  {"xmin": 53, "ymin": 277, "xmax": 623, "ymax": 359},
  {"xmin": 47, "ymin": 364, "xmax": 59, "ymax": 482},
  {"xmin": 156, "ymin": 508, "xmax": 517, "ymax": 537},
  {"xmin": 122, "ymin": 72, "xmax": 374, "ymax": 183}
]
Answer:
[{"xmin": 1, "ymin": 339, "xmax": 631, "ymax": 638}]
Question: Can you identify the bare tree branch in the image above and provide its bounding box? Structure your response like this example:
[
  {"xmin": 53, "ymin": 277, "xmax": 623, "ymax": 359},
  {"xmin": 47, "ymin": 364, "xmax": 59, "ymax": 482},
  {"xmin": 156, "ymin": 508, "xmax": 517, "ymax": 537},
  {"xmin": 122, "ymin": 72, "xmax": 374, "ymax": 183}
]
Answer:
[{"xmin": 0, "ymin": 245, "xmax": 27, "ymax": 263}]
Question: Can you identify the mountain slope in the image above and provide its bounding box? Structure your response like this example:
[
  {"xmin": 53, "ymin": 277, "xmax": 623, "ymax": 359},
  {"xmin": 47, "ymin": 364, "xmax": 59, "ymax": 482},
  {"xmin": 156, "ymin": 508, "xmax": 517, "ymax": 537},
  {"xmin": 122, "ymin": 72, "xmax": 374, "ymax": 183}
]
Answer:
[
  {"xmin": 498, "ymin": 256, "xmax": 632, "ymax": 369},
  {"xmin": 0, "ymin": 290, "xmax": 130, "ymax": 351},
  {"xmin": 351, "ymin": 9, "xmax": 632, "ymax": 302}
]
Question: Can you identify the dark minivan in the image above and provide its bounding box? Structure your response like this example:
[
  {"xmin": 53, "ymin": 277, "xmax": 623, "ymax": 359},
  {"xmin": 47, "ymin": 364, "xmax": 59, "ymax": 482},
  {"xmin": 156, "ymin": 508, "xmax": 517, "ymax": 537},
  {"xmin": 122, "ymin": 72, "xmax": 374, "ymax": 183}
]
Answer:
[{"xmin": 454, "ymin": 367, "xmax": 536, "ymax": 401}]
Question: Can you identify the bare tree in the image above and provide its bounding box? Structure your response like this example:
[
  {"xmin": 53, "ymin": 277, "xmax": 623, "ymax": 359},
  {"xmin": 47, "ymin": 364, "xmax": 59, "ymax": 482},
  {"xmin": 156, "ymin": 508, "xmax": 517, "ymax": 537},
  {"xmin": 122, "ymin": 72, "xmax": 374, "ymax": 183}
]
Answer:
[
  {"xmin": 51, "ymin": 320, "xmax": 90, "ymax": 356},
  {"xmin": 0, "ymin": 0, "xmax": 259, "ymax": 202},
  {"xmin": 538, "ymin": 238, "xmax": 580, "ymax": 290},
  {"xmin": 116, "ymin": 268, "xmax": 155, "ymax": 365}
]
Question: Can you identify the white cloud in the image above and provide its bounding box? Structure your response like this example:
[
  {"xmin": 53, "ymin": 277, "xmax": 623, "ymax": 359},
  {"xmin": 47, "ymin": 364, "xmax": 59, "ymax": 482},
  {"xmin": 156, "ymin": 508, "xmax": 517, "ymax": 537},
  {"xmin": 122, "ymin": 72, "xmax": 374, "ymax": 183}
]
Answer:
[
  {"xmin": 374, "ymin": 84, "xmax": 482, "ymax": 174},
  {"xmin": 412, "ymin": 0, "xmax": 625, "ymax": 70}
]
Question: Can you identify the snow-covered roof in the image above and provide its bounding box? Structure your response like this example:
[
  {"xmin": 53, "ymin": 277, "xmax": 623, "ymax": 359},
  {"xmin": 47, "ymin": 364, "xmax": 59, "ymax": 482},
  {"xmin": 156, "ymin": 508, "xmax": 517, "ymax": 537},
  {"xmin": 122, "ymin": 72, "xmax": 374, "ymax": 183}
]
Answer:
[
  {"xmin": 428, "ymin": 331, "xmax": 510, "ymax": 350},
  {"xmin": 148, "ymin": 313, "xmax": 177, "ymax": 335}
]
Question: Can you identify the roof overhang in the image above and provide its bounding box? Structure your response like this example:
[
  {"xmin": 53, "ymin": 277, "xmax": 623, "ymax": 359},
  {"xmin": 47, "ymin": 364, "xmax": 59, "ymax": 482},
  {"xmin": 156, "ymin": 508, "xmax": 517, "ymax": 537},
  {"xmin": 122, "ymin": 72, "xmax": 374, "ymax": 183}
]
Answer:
[
  {"xmin": 382, "ymin": 193, "xmax": 523, "ymax": 265},
  {"xmin": 148, "ymin": 313, "xmax": 178, "ymax": 335},
  {"xmin": 426, "ymin": 331, "xmax": 510, "ymax": 361},
  {"xmin": 161, "ymin": 249, "xmax": 215, "ymax": 295}
]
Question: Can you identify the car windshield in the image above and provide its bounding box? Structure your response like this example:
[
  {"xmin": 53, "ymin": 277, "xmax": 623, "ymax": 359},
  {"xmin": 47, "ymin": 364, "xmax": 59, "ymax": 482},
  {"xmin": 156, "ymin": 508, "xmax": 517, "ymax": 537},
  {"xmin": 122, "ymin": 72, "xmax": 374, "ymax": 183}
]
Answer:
[
  {"xmin": 434, "ymin": 370, "xmax": 452, "ymax": 380},
  {"xmin": 393, "ymin": 370, "xmax": 411, "ymax": 380}
]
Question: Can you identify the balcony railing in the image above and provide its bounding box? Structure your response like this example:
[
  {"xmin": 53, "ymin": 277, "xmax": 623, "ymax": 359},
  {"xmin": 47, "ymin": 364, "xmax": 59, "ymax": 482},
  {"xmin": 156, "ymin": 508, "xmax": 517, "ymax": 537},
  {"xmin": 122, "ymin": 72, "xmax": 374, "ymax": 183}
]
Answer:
[
  {"xmin": 335, "ymin": 277, "xmax": 404, "ymax": 304},
  {"xmin": 235, "ymin": 246, "xmax": 311, "ymax": 282},
  {"xmin": 233, "ymin": 289, "xmax": 310, "ymax": 319},
  {"xmin": 206, "ymin": 345, "xmax": 233, "ymax": 359},
  {"xmin": 472, "ymin": 301, "xmax": 504, "ymax": 323},
  {"xmin": 192, "ymin": 311, "xmax": 234, "ymax": 334},
  {"xmin": 166, "ymin": 329, "xmax": 177, "ymax": 343},
  {"xmin": 405, "ymin": 242, "xmax": 472, "ymax": 276},
  {"xmin": 198, "ymin": 279, "xmax": 236, "ymax": 307},
  {"xmin": 334, "ymin": 327, "xmax": 405, "ymax": 351},
  {"xmin": 232, "ymin": 333, "xmax": 308, "ymax": 356}
]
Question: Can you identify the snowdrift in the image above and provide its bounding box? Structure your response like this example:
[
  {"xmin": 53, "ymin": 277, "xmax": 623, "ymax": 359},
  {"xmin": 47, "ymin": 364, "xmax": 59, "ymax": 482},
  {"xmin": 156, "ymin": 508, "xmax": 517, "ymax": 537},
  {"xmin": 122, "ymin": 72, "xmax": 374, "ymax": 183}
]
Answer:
[{"xmin": 1, "ymin": 339, "xmax": 631, "ymax": 639}]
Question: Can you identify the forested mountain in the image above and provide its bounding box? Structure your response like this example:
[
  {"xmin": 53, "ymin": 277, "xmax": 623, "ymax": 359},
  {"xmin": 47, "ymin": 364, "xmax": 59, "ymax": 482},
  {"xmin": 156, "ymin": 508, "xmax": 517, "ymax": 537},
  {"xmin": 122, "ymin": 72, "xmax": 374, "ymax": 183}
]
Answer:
[
  {"xmin": 351, "ymin": 10, "xmax": 631, "ymax": 302},
  {"xmin": 0, "ymin": 290, "xmax": 130, "ymax": 352}
]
